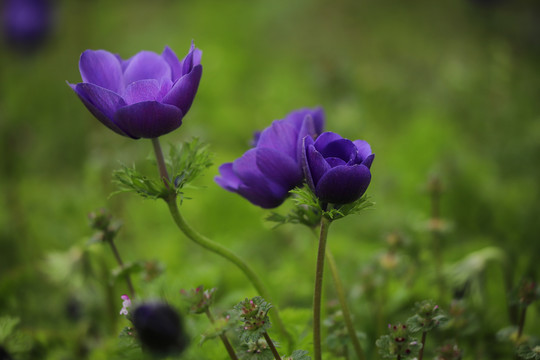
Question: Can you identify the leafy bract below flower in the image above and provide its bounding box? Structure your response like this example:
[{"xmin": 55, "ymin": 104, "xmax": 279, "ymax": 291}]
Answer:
[
  {"xmin": 215, "ymin": 108, "xmax": 325, "ymax": 209},
  {"xmin": 302, "ymin": 132, "xmax": 374, "ymax": 205},
  {"xmin": 69, "ymin": 42, "xmax": 202, "ymax": 139}
]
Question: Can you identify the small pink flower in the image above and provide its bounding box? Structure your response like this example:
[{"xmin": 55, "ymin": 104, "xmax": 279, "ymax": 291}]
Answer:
[{"xmin": 120, "ymin": 294, "xmax": 131, "ymax": 315}]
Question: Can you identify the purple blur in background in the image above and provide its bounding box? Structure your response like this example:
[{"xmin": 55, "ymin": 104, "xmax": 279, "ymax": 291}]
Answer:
[
  {"xmin": 302, "ymin": 132, "xmax": 374, "ymax": 205},
  {"xmin": 216, "ymin": 108, "xmax": 325, "ymax": 209},
  {"xmin": 69, "ymin": 42, "xmax": 202, "ymax": 139},
  {"xmin": 2, "ymin": 0, "xmax": 53, "ymax": 52}
]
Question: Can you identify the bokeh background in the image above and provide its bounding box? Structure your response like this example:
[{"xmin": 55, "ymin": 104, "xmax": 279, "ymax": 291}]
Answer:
[{"xmin": 1, "ymin": 0, "xmax": 539, "ymax": 359}]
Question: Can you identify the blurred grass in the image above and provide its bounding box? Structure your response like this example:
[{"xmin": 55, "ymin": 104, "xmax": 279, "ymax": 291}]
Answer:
[{"xmin": 1, "ymin": 0, "xmax": 539, "ymax": 358}]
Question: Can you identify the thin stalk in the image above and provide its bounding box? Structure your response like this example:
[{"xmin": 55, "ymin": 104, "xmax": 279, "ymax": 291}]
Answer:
[
  {"xmin": 151, "ymin": 138, "xmax": 170, "ymax": 187},
  {"xmin": 517, "ymin": 306, "xmax": 527, "ymax": 339},
  {"xmin": 263, "ymin": 332, "xmax": 281, "ymax": 360},
  {"xmin": 326, "ymin": 249, "xmax": 366, "ymax": 360},
  {"xmin": 150, "ymin": 139, "xmax": 293, "ymax": 350},
  {"xmin": 418, "ymin": 331, "xmax": 427, "ymax": 360},
  {"xmin": 314, "ymin": 217, "xmax": 332, "ymax": 360},
  {"xmin": 106, "ymin": 236, "xmax": 136, "ymax": 299},
  {"xmin": 205, "ymin": 309, "xmax": 238, "ymax": 360}
]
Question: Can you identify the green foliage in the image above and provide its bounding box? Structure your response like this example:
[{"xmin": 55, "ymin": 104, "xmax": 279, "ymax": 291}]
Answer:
[
  {"xmin": 0, "ymin": 316, "xmax": 19, "ymax": 343},
  {"xmin": 238, "ymin": 338, "xmax": 275, "ymax": 360},
  {"xmin": 375, "ymin": 323, "xmax": 420, "ymax": 359},
  {"xmin": 234, "ymin": 297, "xmax": 273, "ymax": 343},
  {"xmin": 199, "ymin": 313, "xmax": 238, "ymax": 346},
  {"xmin": 517, "ymin": 344, "xmax": 540, "ymax": 360},
  {"xmin": 284, "ymin": 349, "xmax": 311, "ymax": 360},
  {"xmin": 180, "ymin": 286, "xmax": 217, "ymax": 315},
  {"xmin": 112, "ymin": 138, "xmax": 213, "ymax": 202},
  {"xmin": 406, "ymin": 300, "xmax": 448, "ymax": 333},
  {"xmin": 267, "ymin": 185, "xmax": 374, "ymax": 228}
]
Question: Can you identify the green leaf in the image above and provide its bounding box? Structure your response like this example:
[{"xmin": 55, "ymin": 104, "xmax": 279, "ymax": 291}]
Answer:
[{"xmin": 0, "ymin": 316, "xmax": 19, "ymax": 343}]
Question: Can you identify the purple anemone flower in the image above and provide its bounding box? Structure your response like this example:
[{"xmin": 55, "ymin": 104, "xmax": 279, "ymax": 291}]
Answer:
[
  {"xmin": 302, "ymin": 132, "xmax": 374, "ymax": 205},
  {"xmin": 69, "ymin": 42, "xmax": 202, "ymax": 139},
  {"xmin": 215, "ymin": 108, "xmax": 325, "ymax": 209},
  {"xmin": 2, "ymin": 0, "xmax": 53, "ymax": 52}
]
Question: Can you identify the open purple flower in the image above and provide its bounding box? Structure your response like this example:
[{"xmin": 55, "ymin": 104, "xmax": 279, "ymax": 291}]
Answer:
[
  {"xmin": 215, "ymin": 108, "xmax": 325, "ymax": 209},
  {"xmin": 302, "ymin": 132, "xmax": 374, "ymax": 205},
  {"xmin": 69, "ymin": 42, "xmax": 202, "ymax": 139}
]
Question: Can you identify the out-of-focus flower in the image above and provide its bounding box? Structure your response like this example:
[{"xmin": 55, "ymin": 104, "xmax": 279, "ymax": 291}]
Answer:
[
  {"xmin": 69, "ymin": 42, "xmax": 202, "ymax": 139},
  {"xmin": 2, "ymin": 0, "xmax": 53, "ymax": 52},
  {"xmin": 302, "ymin": 132, "xmax": 373, "ymax": 205},
  {"xmin": 215, "ymin": 108, "xmax": 325, "ymax": 208},
  {"xmin": 119, "ymin": 294, "xmax": 131, "ymax": 316},
  {"xmin": 132, "ymin": 302, "xmax": 189, "ymax": 357}
]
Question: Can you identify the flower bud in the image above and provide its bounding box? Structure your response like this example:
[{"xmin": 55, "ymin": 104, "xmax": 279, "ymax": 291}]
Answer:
[{"xmin": 132, "ymin": 302, "xmax": 189, "ymax": 357}]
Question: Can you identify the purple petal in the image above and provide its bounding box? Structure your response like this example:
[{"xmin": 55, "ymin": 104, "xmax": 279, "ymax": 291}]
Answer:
[
  {"xmin": 231, "ymin": 149, "xmax": 290, "ymax": 208},
  {"xmin": 255, "ymin": 147, "xmax": 303, "ymax": 190},
  {"xmin": 161, "ymin": 46, "xmax": 182, "ymax": 82},
  {"xmin": 326, "ymin": 157, "xmax": 347, "ymax": 168},
  {"xmin": 162, "ymin": 64, "xmax": 202, "ymax": 116},
  {"xmin": 180, "ymin": 41, "xmax": 202, "ymax": 76},
  {"xmin": 318, "ymin": 138, "xmax": 357, "ymax": 163},
  {"xmin": 114, "ymin": 101, "xmax": 183, "ymax": 139},
  {"xmin": 256, "ymin": 119, "xmax": 298, "ymax": 160},
  {"xmin": 123, "ymin": 51, "xmax": 171, "ymax": 85},
  {"xmin": 305, "ymin": 142, "xmax": 331, "ymax": 189},
  {"xmin": 362, "ymin": 154, "xmax": 375, "ymax": 169},
  {"xmin": 236, "ymin": 183, "xmax": 289, "ymax": 209},
  {"xmin": 353, "ymin": 140, "xmax": 372, "ymax": 161},
  {"xmin": 315, "ymin": 164, "xmax": 371, "ymax": 204},
  {"xmin": 72, "ymin": 82, "xmax": 130, "ymax": 137},
  {"xmin": 313, "ymin": 132, "xmax": 343, "ymax": 151},
  {"xmin": 79, "ymin": 50, "xmax": 124, "ymax": 93},
  {"xmin": 215, "ymin": 163, "xmax": 241, "ymax": 191},
  {"xmin": 122, "ymin": 79, "xmax": 161, "ymax": 105}
]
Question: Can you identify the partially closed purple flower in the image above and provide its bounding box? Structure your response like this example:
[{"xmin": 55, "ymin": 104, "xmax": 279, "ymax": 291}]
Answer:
[
  {"xmin": 302, "ymin": 132, "xmax": 374, "ymax": 205},
  {"xmin": 69, "ymin": 42, "xmax": 202, "ymax": 139},
  {"xmin": 215, "ymin": 108, "xmax": 325, "ymax": 209}
]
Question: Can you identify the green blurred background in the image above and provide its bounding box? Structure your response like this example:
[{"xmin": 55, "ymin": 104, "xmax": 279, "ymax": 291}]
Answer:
[{"xmin": 1, "ymin": 0, "xmax": 539, "ymax": 358}]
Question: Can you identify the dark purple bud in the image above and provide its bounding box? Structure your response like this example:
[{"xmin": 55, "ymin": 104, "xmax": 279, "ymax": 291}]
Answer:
[
  {"xmin": 302, "ymin": 131, "xmax": 374, "ymax": 205},
  {"xmin": 215, "ymin": 107, "xmax": 325, "ymax": 208},
  {"xmin": 132, "ymin": 302, "xmax": 189, "ymax": 357},
  {"xmin": 68, "ymin": 42, "xmax": 202, "ymax": 139},
  {"xmin": 2, "ymin": 0, "xmax": 53, "ymax": 53},
  {"xmin": 0, "ymin": 346, "xmax": 13, "ymax": 360}
]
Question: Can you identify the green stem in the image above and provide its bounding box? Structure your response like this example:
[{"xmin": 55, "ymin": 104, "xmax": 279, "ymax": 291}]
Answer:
[
  {"xmin": 418, "ymin": 331, "xmax": 427, "ymax": 360},
  {"xmin": 165, "ymin": 199, "xmax": 292, "ymax": 349},
  {"xmin": 263, "ymin": 332, "xmax": 281, "ymax": 360},
  {"xmin": 151, "ymin": 138, "xmax": 170, "ymax": 187},
  {"xmin": 314, "ymin": 216, "xmax": 331, "ymax": 360},
  {"xmin": 326, "ymin": 249, "xmax": 366, "ymax": 360},
  {"xmin": 106, "ymin": 236, "xmax": 136, "ymax": 299},
  {"xmin": 205, "ymin": 309, "xmax": 238, "ymax": 360},
  {"xmin": 517, "ymin": 306, "xmax": 527, "ymax": 340},
  {"xmin": 150, "ymin": 139, "xmax": 293, "ymax": 350}
]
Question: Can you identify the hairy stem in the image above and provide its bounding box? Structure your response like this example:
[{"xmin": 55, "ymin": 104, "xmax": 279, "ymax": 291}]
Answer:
[
  {"xmin": 314, "ymin": 216, "xmax": 331, "ymax": 360},
  {"xmin": 263, "ymin": 332, "xmax": 281, "ymax": 360},
  {"xmin": 418, "ymin": 331, "xmax": 427, "ymax": 360},
  {"xmin": 150, "ymin": 139, "xmax": 293, "ymax": 350},
  {"xmin": 326, "ymin": 249, "xmax": 366, "ymax": 360},
  {"xmin": 205, "ymin": 309, "xmax": 238, "ymax": 360}
]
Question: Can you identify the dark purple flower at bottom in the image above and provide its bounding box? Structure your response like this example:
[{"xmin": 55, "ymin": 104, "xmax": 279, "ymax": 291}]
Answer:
[
  {"xmin": 0, "ymin": 346, "xmax": 13, "ymax": 360},
  {"xmin": 302, "ymin": 132, "xmax": 374, "ymax": 205},
  {"xmin": 133, "ymin": 302, "xmax": 189, "ymax": 357},
  {"xmin": 215, "ymin": 107, "xmax": 325, "ymax": 208}
]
